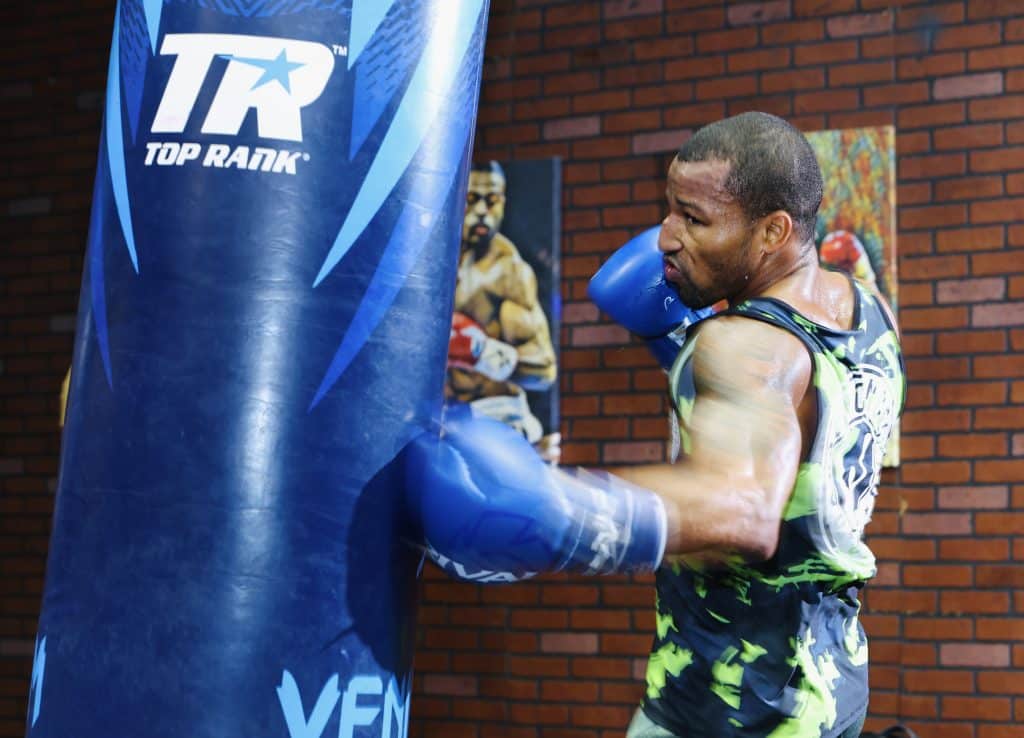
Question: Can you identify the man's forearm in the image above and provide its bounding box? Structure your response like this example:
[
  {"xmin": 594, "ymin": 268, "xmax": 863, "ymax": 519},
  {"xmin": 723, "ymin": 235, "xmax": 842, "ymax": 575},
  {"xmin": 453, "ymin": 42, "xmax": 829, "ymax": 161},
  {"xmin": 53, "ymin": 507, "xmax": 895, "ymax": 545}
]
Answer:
[{"xmin": 605, "ymin": 463, "xmax": 781, "ymax": 561}]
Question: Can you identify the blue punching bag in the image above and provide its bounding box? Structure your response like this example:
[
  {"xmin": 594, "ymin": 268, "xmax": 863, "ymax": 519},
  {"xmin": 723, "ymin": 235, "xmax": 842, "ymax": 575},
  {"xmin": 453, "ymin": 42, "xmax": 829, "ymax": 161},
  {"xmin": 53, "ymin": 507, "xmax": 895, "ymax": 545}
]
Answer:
[{"xmin": 29, "ymin": 1, "xmax": 488, "ymax": 736}]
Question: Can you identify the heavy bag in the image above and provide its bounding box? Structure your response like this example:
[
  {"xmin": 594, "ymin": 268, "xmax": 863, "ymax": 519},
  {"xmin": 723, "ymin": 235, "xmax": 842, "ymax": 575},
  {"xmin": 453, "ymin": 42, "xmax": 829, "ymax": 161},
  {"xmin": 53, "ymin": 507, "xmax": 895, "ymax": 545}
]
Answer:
[{"xmin": 29, "ymin": 1, "xmax": 489, "ymax": 736}]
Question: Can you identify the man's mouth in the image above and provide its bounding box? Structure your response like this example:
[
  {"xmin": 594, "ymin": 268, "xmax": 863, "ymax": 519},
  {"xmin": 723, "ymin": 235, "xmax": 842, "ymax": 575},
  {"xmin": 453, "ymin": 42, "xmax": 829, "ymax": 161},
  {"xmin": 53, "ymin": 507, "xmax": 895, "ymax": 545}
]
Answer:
[{"xmin": 663, "ymin": 258, "xmax": 682, "ymax": 282}]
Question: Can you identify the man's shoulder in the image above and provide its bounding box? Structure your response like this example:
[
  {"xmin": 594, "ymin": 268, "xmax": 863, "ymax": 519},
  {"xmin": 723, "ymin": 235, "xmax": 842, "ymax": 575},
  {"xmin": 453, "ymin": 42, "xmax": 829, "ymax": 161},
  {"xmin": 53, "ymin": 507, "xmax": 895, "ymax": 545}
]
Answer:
[
  {"xmin": 490, "ymin": 232, "xmax": 527, "ymax": 261},
  {"xmin": 689, "ymin": 313, "xmax": 812, "ymax": 398}
]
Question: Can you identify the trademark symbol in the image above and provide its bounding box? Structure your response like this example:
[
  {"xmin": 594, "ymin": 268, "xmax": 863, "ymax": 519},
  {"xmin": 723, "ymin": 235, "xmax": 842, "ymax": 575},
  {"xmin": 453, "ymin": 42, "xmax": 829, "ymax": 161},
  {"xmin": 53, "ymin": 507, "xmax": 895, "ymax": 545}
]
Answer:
[
  {"xmin": 302, "ymin": 153, "xmax": 310, "ymax": 162},
  {"xmin": 332, "ymin": 44, "xmax": 348, "ymax": 56}
]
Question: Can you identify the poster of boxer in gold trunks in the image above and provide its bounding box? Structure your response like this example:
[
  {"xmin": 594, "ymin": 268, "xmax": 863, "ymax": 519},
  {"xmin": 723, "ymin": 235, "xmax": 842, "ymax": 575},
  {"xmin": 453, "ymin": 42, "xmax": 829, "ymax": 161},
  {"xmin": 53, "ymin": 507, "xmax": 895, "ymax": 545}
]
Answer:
[
  {"xmin": 447, "ymin": 160, "xmax": 561, "ymax": 462},
  {"xmin": 806, "ymin": 126, "xmax": 900, "ymax": 466}
]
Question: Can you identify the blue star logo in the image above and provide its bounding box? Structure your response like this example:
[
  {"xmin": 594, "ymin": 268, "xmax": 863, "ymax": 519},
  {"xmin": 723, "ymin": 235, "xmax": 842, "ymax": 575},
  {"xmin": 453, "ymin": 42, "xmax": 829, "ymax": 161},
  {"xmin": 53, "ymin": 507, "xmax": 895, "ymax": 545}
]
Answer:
[{"xmin": 219, "ymin": 49, "xmax": 305, "ymax": 93}]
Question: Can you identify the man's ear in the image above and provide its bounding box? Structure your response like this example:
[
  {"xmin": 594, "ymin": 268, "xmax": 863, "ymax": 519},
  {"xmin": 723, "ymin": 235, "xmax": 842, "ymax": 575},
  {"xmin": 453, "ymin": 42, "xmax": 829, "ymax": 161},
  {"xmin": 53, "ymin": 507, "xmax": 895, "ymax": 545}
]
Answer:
[{"xmin": 761, "ymin": 210, "xmax": 794, "ymax": 254}]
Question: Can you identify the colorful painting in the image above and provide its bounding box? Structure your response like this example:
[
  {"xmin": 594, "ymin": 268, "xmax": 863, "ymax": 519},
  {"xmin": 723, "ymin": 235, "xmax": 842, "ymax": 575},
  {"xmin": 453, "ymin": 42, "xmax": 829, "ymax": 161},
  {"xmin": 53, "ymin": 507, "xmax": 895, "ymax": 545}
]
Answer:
[
  {"xmin": 446, "ymin": 159, "xmax": 562, "ymax": 462},
  {"xmin": 806, "ymin": 125, "xmax": 900, "ymax": 466}
]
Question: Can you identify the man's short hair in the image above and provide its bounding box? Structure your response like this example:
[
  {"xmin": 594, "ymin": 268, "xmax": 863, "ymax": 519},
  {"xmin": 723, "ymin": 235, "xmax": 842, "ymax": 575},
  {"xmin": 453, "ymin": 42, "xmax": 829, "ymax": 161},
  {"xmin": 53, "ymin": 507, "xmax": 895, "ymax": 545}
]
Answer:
[
  {"xmin": 677, "ymin": 112, "xmax": 823, "ymax": 243},
  {"xmin": 471, "ymin": 160, "xmax": 506, "ymax": 182}
]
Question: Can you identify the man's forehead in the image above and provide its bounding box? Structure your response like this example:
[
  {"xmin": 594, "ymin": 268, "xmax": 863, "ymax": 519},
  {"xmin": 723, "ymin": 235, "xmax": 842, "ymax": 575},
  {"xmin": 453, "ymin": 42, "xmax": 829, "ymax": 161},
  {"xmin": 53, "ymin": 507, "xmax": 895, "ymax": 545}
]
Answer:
[
  {"xmin": 468, "ymin": 170, "xmax": 506, "ymax": 192},
  {"xmin": 667, "ymin": 158, "xmax": 734, "ymax": 205}
]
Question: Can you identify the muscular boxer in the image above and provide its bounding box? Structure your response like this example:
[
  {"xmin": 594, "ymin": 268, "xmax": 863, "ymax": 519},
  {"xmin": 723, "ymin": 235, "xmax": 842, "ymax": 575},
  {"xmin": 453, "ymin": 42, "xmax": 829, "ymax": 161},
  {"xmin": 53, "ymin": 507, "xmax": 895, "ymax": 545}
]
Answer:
[
  {"xmin": 599, "ymin": 113, "xmax": 904, "ymax": 738},
  {"xmin": 446, "ymin": 161, "xmax": 558, "ymax": 455},
  {"xmin": 407, "ymin": 112, "xmax": 903, "ymax": 736}
]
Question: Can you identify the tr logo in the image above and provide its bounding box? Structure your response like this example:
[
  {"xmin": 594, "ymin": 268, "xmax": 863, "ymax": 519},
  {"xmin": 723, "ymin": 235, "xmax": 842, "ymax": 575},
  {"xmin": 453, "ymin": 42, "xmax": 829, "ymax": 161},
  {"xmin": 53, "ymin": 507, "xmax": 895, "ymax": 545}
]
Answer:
[{"xmin": 152, "ymin": 33, "xmax": 335, "ymax": 142}]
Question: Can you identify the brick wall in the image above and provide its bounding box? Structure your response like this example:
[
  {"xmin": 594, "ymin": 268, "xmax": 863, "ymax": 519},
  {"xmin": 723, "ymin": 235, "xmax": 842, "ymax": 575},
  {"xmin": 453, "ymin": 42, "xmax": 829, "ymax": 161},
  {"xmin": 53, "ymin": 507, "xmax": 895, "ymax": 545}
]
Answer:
[
  {"xmin": 2, "ymin": 1, "xmax": 1023, "ymax": 737},
  {"xmin": 415, "ymin": 1, "xmax": 1024, "ymax": 737}
]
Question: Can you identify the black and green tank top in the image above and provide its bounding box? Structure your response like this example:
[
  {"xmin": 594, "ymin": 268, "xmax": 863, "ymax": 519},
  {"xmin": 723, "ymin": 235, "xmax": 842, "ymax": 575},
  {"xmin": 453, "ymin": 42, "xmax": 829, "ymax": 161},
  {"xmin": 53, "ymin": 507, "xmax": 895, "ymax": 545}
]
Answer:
[{"xmin": 642, "ymin": 280, "xmax": 905, "ymax": 738}]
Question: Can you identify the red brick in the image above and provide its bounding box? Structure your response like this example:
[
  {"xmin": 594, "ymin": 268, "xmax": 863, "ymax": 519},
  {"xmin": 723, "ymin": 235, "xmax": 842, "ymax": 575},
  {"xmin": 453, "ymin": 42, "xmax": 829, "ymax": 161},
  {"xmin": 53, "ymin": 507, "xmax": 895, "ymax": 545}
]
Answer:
[
  {"xmin": 696, "ymin": 27, "xmax": 758, "ymax": 54},
  {"xmin": 902, "ymin": 668, "xmax": 975, "ymax": 694},
  {"xmin": 934, "ymin": 72, "xmax": 1004, "ymax": 100},
  {"xmin": 935, "ymin": 175, "xmax": 1004, "ymax": 202},
  {"xmin": 602, "ymin": 62, "xmax": 659, "ymax": 88},
  {"xmin": 663, "ymin": 101, "xmax": 727, "ymax": 127},
  {"xmin": 866, "ymin": 589, "xmax": 938, "ymax": 615},
  {"xmin": 794, "ymin": 40, "xmax": 859, "ymax": 66},
  {"xmin": 894, "ymin": 1, "xmax": 964, "ymax": 29},
  {"xmin": 979, "ymin": 670, "xmax": 1024, "ymax": 694},
  {"xmin": 761, "ymin": 67, "xmax": 824, "ymax": 94},
  {"xmin": 695, "ymin": 75, "xmax": 758, "ymax": 100},
  {"xmin": 827, "ymin": 109, "xmax": 895, "ymax": 129},
  {"xmin": 935, "ymin": 21, "xmax": 1003, "ymax": 50},
  {"xmin": 665, "ymin": 7, "xmax": 726, "ymax": 33},
  {"xmin": 727, "ymin": 48, "xmax": 792, "ymax": 73},
  {"xmin": 940, "ymin": 538, "xmax": 1011, "ymax": 561},
  {"xmin": 937, "ymin": 123, "xmax": 1005, "ymax": 151},
  {"xmin": 664, "ymin": 57, "xmax": 726, "ymax": 81},
  {"xmin": 936, "ymin": 227, "xmax": 1005, "ymax": 255},
  {"xmin": 972, "ymin": 147, "xmax": 1024, "ymax": 173},
  {"xmin": 865, "ymin": 81, "xmax": 930, "ymax": 106},
  {"xmin": 793, "ymin": 0, "xmax": 856, "ymax": 16},
  {"xmin": 901, "ymin": 154, "xmax": 967, "ymax": 180},
  {"xmin": 970, "ymin": 45, "xmax": 1024, "ymax": 71},
  {"xmin": 544, "ymin": 5, "xmax": 600, "ymax": 26},
  {"xmin": 938, "ymin": 433, "xmax": 1008, "ymax": 458},
  {"xmin": 975, "ymin": 354, "xmax": 1024, "ymax": 378},
  {"xmin": 937, "ymin": 380, "xmax": 1007, "ymax": 403},
  {"xmin": 973, "ymin": 303, "xmax": 1024, "ymax": 328},
  {"xmin": 902, "ymin": 254, "xmax": 969, "ymax": 280},
  {"xmin": 726, "ymin": 0, "xmax": 790, "ymax": 26},
  {"xmin": 793, "ymin": 89, "xmax": 860, "ymax": 114},
  {"xmin": 898, "ymin": 52, "xmax": 967, "ymax": 80},
  {"xmin": 540, "ymin": 632, "xmax": 598, "ymax": 654},
  {"xmin": 605, "ymin": 17, "xmax": 664, "ymax": 41},
  {"xmin": 826, "ymin": 10, "xmax": 893, "ymax": 38},
  {"xmin": 760, "ymin": 19, "xmax": 824, "ymax": 45},
  {"xmin": 970, "ymin": 95, "xmax": 1024, "ymax": 121},
  {"xmin": 977, "ymin": 620, "xmax": 1024, "ymax": 643},
  {"xmin": 902, "ymin": 408, "xmax": 971, "ymax": 433},
  {"xmin": 976, "ymin": 460, "xmax": 1024, "ymax": 484},
  {"xmin": 544, "ymin": 115, "xmax": 600, "ymax": 141},
  {"xmin": 977, "ymin": 513, "xmax": 1024, "ymax": 535},
  {"xmin": 976, "ymin": 407, "xmax": 1024, "ymax": 430},
  {"xmin": 942, "ymin": 644, "xmax": 1011, "ymax": 667},
  {"xmin": 904, "ymin": 566, "xmax": 974, "ymax": 589},
  {"xmin": 862, "ymin": 31, "xmax": 929, "ymax": 59},
  {"xmin": 943, "ymin": 696, "xmax": 1012, "ymax": 721},
  {"xmin": 901, "ymin": 306, "xmax": 970, "ymax": 330},
  {"xmin": 872, "ymin": 537, "xmax": 937, "ymax": 561},
  {"xmin": 603, "ymin": 0, "xmax": 663, "ymax": 19},
  {"xmin": 633, "ymin": 38, "xmax": 696, "ymax": 62},
  {"xmin": 939, "ymin": 486, "xmax": 1009, "ymax": 509},
  {"xmin": 898, "ymin": 101, "xmax": 966, "ymax": 129},
  {"xmin": 828, "ymin": 60, "xmax": 894, "ymax": 87},
  {"xmin": 603, "ymin": 441, "xmax": 664, "ymax": 463},
  {"xmin": 937, "ymin": 277, "xmax": 1006, "ymax": 303},
  {"xmin": 902, "ymin": 511, "xmax": 972, "ymax": 534},
  {"xmin": 968, "ymin": 0, "xmax": 1023, "ymax": 20},
  {"xmin": 973, "ymin": 251, "xmax": 1024, "ymax": 276}
]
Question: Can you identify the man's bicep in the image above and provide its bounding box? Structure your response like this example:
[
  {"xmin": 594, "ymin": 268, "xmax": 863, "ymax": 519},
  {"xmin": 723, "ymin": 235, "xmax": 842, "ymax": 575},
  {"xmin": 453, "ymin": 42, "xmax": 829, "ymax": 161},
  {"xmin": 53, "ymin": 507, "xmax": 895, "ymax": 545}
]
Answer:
[{"xmin": 686, "ymin": 319, "xmax": 810, "ymax": 516}]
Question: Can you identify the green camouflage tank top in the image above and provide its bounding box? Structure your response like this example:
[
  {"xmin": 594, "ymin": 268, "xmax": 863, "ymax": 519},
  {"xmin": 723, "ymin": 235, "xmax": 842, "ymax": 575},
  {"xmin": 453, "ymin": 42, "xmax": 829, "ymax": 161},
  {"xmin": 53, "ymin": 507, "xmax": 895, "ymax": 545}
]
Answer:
[{"xmin": 642, "ymin": 279, "xmax": 905, "ymax": 738}]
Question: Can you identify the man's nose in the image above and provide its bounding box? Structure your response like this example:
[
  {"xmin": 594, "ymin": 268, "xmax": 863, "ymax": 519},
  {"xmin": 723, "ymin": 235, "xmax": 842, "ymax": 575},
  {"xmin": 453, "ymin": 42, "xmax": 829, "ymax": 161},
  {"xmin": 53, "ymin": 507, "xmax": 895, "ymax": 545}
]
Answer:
[{"xmin": 657, "ymin": 218, "xmax": 678, "ymax": 253}]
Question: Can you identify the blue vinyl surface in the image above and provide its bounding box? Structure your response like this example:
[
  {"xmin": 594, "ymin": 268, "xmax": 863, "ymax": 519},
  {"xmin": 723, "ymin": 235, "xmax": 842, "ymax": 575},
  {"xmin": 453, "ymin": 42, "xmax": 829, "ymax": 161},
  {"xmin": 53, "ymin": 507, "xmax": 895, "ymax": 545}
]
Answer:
[{"xmin": 30, "ymin": 2, "xmax": 489, "ymax": 736}]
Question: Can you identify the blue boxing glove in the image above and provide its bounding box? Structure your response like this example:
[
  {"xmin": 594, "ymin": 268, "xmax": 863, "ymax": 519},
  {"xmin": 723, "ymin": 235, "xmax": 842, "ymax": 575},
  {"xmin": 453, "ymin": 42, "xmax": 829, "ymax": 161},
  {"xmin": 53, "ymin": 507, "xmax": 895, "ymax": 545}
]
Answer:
[
  {"xmin": 403, "ymin": 407, "xmax": 667, "ymax": 582},
  {"xmin": 588, "ymin": 226, "xmax": 714, "ymax": 369}
]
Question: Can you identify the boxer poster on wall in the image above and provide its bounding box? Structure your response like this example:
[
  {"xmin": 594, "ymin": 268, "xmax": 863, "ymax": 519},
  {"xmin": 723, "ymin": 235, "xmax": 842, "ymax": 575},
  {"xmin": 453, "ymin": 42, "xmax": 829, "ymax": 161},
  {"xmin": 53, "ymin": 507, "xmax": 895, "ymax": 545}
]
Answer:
[
  {"xmin": 806, "ymin": 126, "xmax": 900, "ymax": 466},
  {"xmin": 446, "ymin": 159, "xmax": 562, "ymax": 462}
]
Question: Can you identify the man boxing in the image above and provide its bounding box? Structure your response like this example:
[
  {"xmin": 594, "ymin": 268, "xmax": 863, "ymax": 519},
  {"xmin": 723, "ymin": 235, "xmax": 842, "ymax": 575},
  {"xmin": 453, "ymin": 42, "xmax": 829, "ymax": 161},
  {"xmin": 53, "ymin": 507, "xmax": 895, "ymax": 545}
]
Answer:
[
  {"xmin": 592, "ymin": 112, "xmax": 904, "ymax": 737},
  {"xmin": 405, "ymin": 112, "xmax": 903, "ymax": 737},
  {"xmin": 446, "ymin": 161, "xmax": 558, "ymax": 457}
]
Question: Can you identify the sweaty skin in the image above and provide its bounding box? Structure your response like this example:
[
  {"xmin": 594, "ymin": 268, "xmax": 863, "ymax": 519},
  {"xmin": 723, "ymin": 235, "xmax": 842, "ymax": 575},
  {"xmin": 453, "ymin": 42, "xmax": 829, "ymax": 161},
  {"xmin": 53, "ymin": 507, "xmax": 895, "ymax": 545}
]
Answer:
[{"xmin": 613, "ymin": 159, "xmax": 896, "ymax": 562}]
